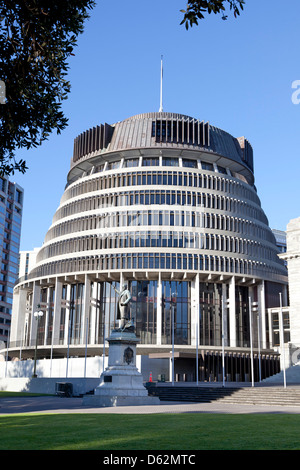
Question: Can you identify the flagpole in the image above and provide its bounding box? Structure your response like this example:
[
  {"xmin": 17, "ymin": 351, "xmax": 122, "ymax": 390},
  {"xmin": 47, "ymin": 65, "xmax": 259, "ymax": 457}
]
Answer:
[{"xmin": 159, "ymin": 55, "xmax": 163, "ymax": 112}]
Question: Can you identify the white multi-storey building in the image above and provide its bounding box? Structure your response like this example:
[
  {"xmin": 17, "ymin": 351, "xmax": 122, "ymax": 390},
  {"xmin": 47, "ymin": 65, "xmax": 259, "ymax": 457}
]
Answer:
[
  {"xmin": 279, "ymin": 217, "xmax": 300, "ymax": 349},
  {"xmin": 9, "ymin": 112, "xmax": 287, "ymax": 382}
]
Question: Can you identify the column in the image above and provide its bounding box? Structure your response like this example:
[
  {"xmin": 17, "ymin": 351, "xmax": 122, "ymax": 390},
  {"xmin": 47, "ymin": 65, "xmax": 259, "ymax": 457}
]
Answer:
[
  {"xmin": 52, "ymin": 278, "xmax": 62, "ymax": 347},
  {"xmin": 228, "ymin": 276, "xmax": 236, "ymax": 347},
  {"xmin": 282, "ymin": 284, "xmax": 288, "ymax": 308},
  {"xmin": 268, "ymin": 308, "xmax": 273, "ymax": 348},
  {"xmin": 44, "ymin": 287, "xmax": 52, "ymax": 346},
  {"xmin": 248, "ymin": 285, "xmax": 255, "ymax": 348},
  {"xmin": 81, "ymin": 275, "xmax": 91, "ymax": 345},
  {"xmin": 89, "ymin": 281, "xmax": 98, "ymax": 344},
  {"xmin": 120, "ymin": 272, "xmax": 124, "ymax": 289},
  {"xmin": 29, "ymin": 281, "xmax": 41, "ymax": 347},
  {"xmin": 222, "ymin": 283, "xmax": 228, "ymax": 346},
  {"xmin": 10, "ymin": 287, "xmax": 27, "ymax": 346},
  {"xmin": 191, "ymin": 273, "xmax": 200, "ymax": 346},
  {"xmin": 64, "ymin": 284, "xmax": 71, "ymax": 345},
  {"xmin": 257, "ymin": 281, "xmax": 267, "ymax": 349}
]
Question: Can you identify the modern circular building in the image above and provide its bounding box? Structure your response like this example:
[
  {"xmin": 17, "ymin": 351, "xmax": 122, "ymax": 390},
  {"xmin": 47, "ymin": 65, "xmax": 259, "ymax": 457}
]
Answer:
[{"xmin": 10, "ymin": 112, "xmax": 288, "ymax": 382}]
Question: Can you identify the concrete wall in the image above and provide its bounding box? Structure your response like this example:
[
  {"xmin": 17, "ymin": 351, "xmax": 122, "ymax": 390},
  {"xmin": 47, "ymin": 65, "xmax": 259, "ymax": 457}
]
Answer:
[
  {"xmin": 0, "ymin": 377, "xmax": 100, "ymax": 396},
  {"xmin": 0, "ymin": 355, "xmax": 170, "ymax": 395},
  {"xmin": 0, "ymin": 356, "xmax": 106, "ymax": 380}
]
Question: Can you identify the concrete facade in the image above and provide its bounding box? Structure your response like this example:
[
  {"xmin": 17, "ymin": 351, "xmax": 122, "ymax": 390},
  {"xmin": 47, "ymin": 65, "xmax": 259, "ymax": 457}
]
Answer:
[
  {"xmin": 0, "ymin": 354, "xmax": 168, "ymax": 395},
  {"xmin": 280, "ymin": 217, "xmax": 300, "ymax": 347}
]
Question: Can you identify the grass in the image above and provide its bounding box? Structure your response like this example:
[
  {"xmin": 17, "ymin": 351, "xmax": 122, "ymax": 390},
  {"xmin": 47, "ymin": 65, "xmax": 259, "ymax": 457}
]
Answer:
[{"xmin": 0, "ymin": 413, "xmax": 300, "ymax": 450}]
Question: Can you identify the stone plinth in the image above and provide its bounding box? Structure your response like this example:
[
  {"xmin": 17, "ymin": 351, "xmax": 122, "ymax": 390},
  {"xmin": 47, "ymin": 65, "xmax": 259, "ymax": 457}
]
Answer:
[{"xmin": 82, "ymin": 330, "xmax": 160, "ymax": 407}]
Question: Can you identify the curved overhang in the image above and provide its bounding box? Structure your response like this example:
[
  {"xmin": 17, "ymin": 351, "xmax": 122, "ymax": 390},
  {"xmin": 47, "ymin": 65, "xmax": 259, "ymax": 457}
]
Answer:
[
  {"xmin": 67, "ymin": 112, "xmax": 254, "ymax": 187},
  {"xmin": 67, "ymin": 146, "xmax": 254, "ymax": 187},
  {"xmin": 14, "ymin": 267, "xmax": 288, "ymax": 294},
  {"xmin": 2, "ymin": 343, "xmax": 279, "ymax": 360}
]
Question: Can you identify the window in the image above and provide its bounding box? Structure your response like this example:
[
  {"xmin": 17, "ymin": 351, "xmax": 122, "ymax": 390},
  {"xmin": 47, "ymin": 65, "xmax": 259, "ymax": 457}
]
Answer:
[
  {"xmin": 16, "ymin": 189, "xmax": 23, "ymax": 204},
  {"xmin": 124, "ymin": 158, "xmax": 139, "ymax": 168},
  {"xmin": 143, "ymin": 157, "xmax": 159, "ymax": 166},
  {"xmin": 107, "ymin": 161, "xmax": 120, "ymax": 170},
  {"xmin": 201, "ymin": 161, "xmax": 214, "ymax": 171},
  {"xmin": 0, "ymin": 178, "xmax": 6, "ymax": 193},
  {"xmin": 162, "ymin": 157, "xmax": 179, "ymax": 167},
  {"xmin": 182, "ymin": 158, "xmax": 197, "ymax": 168},
  {"xmin": 217, "ymin": 165, "xmax": 227, "ymax": 174}
]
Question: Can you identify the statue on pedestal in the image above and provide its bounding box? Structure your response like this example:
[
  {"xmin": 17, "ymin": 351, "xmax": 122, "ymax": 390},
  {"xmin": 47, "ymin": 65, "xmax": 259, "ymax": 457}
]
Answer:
[
  {"xmin": 112, "ymin": 283, "xmax": 134, "ymax": 332},
  {"xmin": 82, "ymin": 281, "xmax": 160, "ymax": 407}
]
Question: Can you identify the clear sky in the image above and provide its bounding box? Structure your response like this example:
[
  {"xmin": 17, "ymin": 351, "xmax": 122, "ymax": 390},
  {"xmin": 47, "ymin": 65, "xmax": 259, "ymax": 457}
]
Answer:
[{"xmin": 12, "ymin": 0, "xmax": 300, "ymax": 251}]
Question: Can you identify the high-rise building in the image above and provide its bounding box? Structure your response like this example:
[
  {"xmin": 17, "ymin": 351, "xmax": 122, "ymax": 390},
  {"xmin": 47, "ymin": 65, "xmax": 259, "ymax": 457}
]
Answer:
[
  {"xmin": 272, "ymin": 229, "xmax": 287, "ymax": 255},
  {"xmin": 10, "ymin": 112, "xmax": 287, "ymax": 381},
  {"xmin": 0, "ymin": 177, "xmax": 23, "ymax": 346},
  {"xmin": 18, "ymin": 248, "xmax": 39, "ymax": 281}
]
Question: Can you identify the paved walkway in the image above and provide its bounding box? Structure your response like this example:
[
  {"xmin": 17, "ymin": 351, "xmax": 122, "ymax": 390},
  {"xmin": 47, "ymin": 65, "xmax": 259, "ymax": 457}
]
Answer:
[{"xmin": 1, "ymin": 395, "xmax": 300, "ymax": 415}]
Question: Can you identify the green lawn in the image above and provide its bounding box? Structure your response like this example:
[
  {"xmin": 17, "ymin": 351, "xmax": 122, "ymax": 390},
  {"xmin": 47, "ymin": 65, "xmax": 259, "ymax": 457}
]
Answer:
[{"xmin": 0, "ymin": 413, "xmax": 299, "ymax": 450}]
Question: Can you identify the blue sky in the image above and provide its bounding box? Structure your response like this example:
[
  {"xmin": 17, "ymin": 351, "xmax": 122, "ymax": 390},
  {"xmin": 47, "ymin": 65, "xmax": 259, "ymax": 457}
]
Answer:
[{"xmin": 13, "ymin": 0, "xmax": 300, "ymax": 251}]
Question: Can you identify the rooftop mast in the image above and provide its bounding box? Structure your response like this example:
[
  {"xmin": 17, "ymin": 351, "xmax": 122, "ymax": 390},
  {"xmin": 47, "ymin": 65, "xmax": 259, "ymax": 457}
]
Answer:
[{"xmin": 159, "ymin": 55, "xmax": 163, "ymax": 112}]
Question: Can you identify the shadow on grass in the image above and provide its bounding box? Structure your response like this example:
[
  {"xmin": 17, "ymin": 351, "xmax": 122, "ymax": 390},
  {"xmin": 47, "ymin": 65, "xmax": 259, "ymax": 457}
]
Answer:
[{"xmin": 0, "ymin": 413, "xmax": 300, "ymax": 450}]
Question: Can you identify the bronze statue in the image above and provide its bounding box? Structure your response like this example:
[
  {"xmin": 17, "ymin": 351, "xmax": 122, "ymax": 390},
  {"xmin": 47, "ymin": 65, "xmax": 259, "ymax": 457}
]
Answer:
[{"xmin": 112, "ymin": 283, "xmax": 134, "ymax": 332}]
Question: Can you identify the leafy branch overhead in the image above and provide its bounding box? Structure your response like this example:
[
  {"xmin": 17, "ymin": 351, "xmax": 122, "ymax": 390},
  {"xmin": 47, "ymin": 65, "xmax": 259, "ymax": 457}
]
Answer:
[
  {"xmin": 180, "ymin": 0, "xmax": 245, "ymax": 29},
  {"xmin": 0, "ymin": 1, "xmax": 244, "ymax": 178},
  {"xmin": 0, "ymin": 0, "xmax": 95, "ymax": 176}
]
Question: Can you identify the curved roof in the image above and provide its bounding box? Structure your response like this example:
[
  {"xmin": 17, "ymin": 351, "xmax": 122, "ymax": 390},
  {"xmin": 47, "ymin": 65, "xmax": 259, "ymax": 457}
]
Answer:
[{"xmin": 69, "ymin": 112, "xmax": 254, "ymax": 184}]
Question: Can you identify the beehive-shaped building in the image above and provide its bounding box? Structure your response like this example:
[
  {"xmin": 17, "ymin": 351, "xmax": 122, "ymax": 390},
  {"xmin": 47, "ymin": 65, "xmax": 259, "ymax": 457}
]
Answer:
[{"xmin": 10, "ymin": 112, "xmax": 288, "ymax": 382}]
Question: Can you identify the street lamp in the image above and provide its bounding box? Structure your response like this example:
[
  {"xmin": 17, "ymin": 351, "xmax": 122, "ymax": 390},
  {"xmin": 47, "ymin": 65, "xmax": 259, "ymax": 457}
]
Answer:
[
  {"xmin": 221, "ymin": 296, "xmax": 225, "ymax": 387},
  {"xmin": 251, "ymin": 301, "xmax": 260, "ymax": 382},
  {"xmin": 32, "ymin": 308, "xmax": 44, "ymax": 378},
  {"xmin": 248, "ymin": 298, "xmax": 259, "ymax": 387},
  {"xmin": 221, "ymin": 296, "xmax": 230, "ymax": 387},
  {"xmin": 171, "ymin": 292, "xmax": 177, "ymax": 386}
]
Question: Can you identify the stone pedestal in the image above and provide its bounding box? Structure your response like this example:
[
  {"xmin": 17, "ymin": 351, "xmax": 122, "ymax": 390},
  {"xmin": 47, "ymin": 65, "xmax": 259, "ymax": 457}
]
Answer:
[{"xmin": 83, "ymin": 329, "xmax": 160, "ymax": 407}]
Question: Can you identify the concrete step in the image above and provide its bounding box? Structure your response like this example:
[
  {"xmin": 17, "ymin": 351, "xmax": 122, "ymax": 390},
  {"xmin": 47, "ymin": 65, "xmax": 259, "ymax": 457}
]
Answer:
[
  {"xmin": 262, "ymin": 364, "xmax": 300, "ymax": 384},
  {"xmin": 147, "ymin": 385, "xmax": 300, "ymax": 406}
]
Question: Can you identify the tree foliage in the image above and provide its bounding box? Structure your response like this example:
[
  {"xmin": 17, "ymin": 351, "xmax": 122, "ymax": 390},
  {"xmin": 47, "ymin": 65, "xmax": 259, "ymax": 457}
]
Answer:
[
  {"xmin": 0, "ymin": 1, "xmax": 245, "ymax": 177},
  {"xmin": 0, "ymin": 0, "xmax": 95, "ymax": 176},
  {"xmin": 180, "ymin": 0, "xmax": 245, "ymax": 29}
]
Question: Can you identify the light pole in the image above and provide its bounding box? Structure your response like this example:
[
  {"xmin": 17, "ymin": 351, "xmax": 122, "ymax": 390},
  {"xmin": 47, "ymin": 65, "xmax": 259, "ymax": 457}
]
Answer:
[
  {"xmin": 196, "ymin": 301, "xmax": 199, "ymax": 385},
  {"xmin": 221, "ymin": 296, "xmax": 230, "ymax": 387},
  {"xmin": 248, "ymin": 297, "xmax": 254, "ymax": 387},
  {"xmin": 192, "ymin": 297, "xmax": 200, "ymax": 385},
  {"xmin": 171, "ymin": 292, "xmax": 176, "ymax": 386},
  {"xmin": 250, "ymin": 301, "xmax": 260, "ymax": 384},
  {"xmin": 32, "ymin": 308, "xmax": 44, "ymax": 378},
  {"xmin": 221, "ymin": 296, "xmax": 225, "ymax": 387}
]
